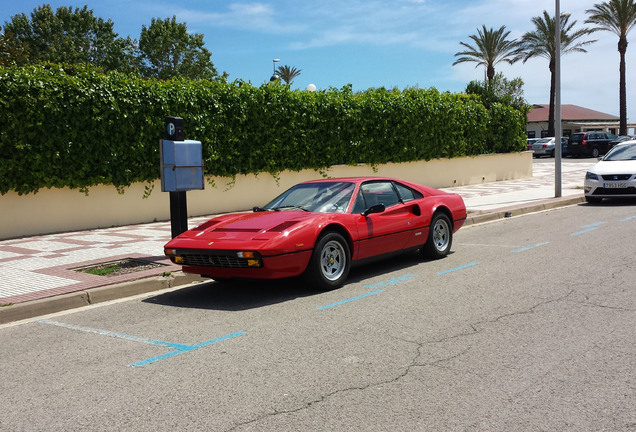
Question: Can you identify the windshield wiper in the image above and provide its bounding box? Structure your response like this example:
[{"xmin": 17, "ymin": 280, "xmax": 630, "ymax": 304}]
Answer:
[
  {"xmin": 253, "ymin": 206, "xmax": 268, "ymax": 212},
  {"xmin": 272, "ymin": 205, "xmax": 310, "ymax": 212}
]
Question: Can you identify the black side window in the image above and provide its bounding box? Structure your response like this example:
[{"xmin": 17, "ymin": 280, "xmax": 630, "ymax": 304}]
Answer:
[
  {"xmin": 352, "ymin": 189, "xmax": 366, "ymax": 214},
  {"xmin": 360, "ymin": 181, "xmax": 400, "ymax": 209},
  {"xmin": 394, "ymin": 182, "xmax": 423, "ymax": 202}
]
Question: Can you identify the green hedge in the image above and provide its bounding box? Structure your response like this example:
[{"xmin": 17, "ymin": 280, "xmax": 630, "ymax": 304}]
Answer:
[{"xmin": 0, "ymin": 65, "xmax": 527, "ymax": 195}]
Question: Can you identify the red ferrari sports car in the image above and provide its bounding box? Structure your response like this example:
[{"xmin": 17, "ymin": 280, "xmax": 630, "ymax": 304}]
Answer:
[{"xmin": 164, "ymin": 177, "xmax": 466, "ymax": 290}]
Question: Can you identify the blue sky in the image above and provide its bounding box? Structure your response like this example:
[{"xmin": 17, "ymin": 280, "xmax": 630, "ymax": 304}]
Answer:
[{"xmin": 1, "ymin": 0, "xmax": 631, "ymax": 118}]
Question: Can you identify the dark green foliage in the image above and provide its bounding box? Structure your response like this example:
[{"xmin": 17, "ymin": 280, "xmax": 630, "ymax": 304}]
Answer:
[
  {"xmin": 1, "ymin": 5, "xmax": 139, "ymax": 72},
  {"xmin": 138, "ymin": 16, "xmax": 217, "ymax": 80},
  {"xmin": 0, "ymin": 65, "xmax": 527, "ymax": 195}
]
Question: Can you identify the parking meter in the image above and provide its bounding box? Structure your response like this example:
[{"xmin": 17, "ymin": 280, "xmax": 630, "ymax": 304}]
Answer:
[{"xmin": 160, "ymin": 117, "xmax": 204, "ymax": 238}]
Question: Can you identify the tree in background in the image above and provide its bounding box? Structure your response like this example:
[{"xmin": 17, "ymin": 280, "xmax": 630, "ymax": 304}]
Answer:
[
  {"xmin": 0, "ymin": 26, "xmax": 29, "ymax": 66},
  {"xmin": 518, "ymin": 11, "xmax": 596, "ymax": 137},
  {"xmin": 138, "ymin": 16, "xmax": 217, "ymax": 80},
  {"xmin": 275, "ymin": 65, "xmax": 302, "ymax": 84},
  {"xmin": 1, "ymin": 4, "xmax": 138, "ymax": 72},
  {"xmin": 453, "ymin": 25, "xmax": 521, "ymax": 84},
  {"xmin": 586, "ymin": 0, "xmax": 636, "ymax": 136},
  {"xmin": 466, "ymin": 72, "xmax": 529, "ymax": 112}
]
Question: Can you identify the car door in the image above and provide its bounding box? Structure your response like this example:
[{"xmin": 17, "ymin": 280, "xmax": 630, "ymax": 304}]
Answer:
[{"xmin": 351, "ymin": 180, "xmax": 412, "ymax": 260}]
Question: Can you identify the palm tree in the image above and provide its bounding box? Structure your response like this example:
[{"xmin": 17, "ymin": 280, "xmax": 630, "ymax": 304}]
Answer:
[
  {"xmin": 518, "ymin": 11, "xmax": 596, "ymax": 137},
  {"xmin": 586, "ymin": 0, "xmax": 636, "ymax": 136},
  {"xmin": 275, "ymin": 65, "xmax": 302, "ymax": 84},
  {"xmin": 453, "ymin": 25, "xmax": 521, "ymax": 84}
]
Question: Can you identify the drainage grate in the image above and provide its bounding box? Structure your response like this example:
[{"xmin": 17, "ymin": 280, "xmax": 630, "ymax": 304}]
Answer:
[{"xmin": 73, "ymin": 258, "xmax": 166, "ymax": 277}]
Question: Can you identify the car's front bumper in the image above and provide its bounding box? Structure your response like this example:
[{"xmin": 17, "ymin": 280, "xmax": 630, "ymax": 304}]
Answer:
[
  {"xmin": 584, "ymin": 175, "xmax": 636, "ymax": 198},
  {"xmin": 173, "ymin": 249, "xmax": 313, "ymax": 280}
]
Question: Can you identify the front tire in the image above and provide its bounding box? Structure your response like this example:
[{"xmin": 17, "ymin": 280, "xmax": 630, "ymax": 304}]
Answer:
[
  {"xmin": 422, "ymin": 212, "xmax": 452, "ymax": 259},
  {"xmin": 303, "ymin": 232, "xmax": 351, "ymax": 291}
]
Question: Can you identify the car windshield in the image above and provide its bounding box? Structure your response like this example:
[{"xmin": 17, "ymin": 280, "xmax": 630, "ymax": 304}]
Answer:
[
  {"xmin": 264, "ymin": 182, "xmax": 356, "ymax": 213},
  {"xmin": 603, "ymin": 143, "xmax": 636, "ymax": 161},
  {"xmin": 536, "ymin": 138, "xmax": 551, "ymax": 143}
]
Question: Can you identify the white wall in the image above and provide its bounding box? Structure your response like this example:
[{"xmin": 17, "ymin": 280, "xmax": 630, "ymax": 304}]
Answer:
[{"xmin": 0, "ymin": 153, "xmax": 532, "ymax": 239}]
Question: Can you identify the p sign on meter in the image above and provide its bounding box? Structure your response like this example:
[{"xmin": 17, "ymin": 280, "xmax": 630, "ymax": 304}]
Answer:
[{"xmin": 164, "ymin": 116, "xmax": 185, "ymax": 141}]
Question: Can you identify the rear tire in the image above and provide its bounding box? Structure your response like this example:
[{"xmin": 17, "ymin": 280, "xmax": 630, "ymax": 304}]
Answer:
[
  {"xmin": 422, "ymin": 213, "xmax": 452, "ymax": 259},
  {"xmin": 591, "ymin": 147, "xmax": 600, "ymax": 158},
  {"xmin": 303, "ymin": 232, "xmax": 351, "ymax": 291}
]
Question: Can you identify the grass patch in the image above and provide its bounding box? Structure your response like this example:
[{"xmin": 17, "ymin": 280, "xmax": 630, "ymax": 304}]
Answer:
[
  {"xmin": 74, "ymin": 258, "xmax": 166, "ymax": 277},
  {"xmin": 85, "ymin": 264, "xmax": 122, "ymax": 276}
]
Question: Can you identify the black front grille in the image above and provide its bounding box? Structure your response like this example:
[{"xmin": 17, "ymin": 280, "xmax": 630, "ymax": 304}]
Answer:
[
  {"xmin": 593, "ymin": 187, "xmax": 636, "ymax": 195},
  {"xmin": 601, "ymin": 174, "xmax": 633, "ymax": 181},
  {"xmin": 179, "ymin": 252, "xmax": 260, "ymax": 268}
]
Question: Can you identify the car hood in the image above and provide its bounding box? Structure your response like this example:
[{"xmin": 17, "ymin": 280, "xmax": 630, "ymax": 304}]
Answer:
[
  {"xmin": 167, "ymin": 211, "xmax": 317, "ymax": 246},
  {"xmin": 591, "ymin": 160, "xmax": 636, "ymax": 174}
]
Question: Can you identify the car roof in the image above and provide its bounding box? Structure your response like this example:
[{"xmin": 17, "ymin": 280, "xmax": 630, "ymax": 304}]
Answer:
[
  {"xmin": 298, "ymin": 176, "xmax": 439, "ymax": 194},
  {"xmin": 611, "ymin": 139, "xmax": 636, "ymax": 147},
  {"xmin": 300, "ymin": 176, "xmax": 395, "ymax": 183}
]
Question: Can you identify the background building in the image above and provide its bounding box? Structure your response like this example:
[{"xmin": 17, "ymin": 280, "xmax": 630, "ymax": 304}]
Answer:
[{"xmin": 526, "ymin": 104, "xmax": 634, "ymax": 138}]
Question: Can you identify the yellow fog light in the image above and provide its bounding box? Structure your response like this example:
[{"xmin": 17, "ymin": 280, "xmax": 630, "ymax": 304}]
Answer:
[
  {"xmin": 174, "ymin": 256, "xmax": 184, "ymax": 264},
  {"xmin": 247, "ymin": 259, "xmax": 261, "ymax": 267}
]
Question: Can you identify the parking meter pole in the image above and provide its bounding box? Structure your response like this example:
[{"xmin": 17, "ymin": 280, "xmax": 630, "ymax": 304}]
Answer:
[
  {"xmin": 169, "ymin": 191, "xmax": 188, "ymax": 239},
  {"xmin": 161, "ymin": 116, "xmax": 203, "ymax": 238}
]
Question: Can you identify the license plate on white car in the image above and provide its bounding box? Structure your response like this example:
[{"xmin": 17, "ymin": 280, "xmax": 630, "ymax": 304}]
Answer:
[{"xmin": 604, "ymin": 182, "xmax": 628, "ymax": 188}]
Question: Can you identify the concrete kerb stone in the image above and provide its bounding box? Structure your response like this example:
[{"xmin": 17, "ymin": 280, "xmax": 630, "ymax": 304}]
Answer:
[
  {"xmin": 463, "ymin": 195, "xmax": 585, "ymax": 226},
  {"xmin": 0, "ymin": 195, "xmax": 585, "ymax": 325},
  {"xmin": 0, "ymin": 272, "xmax": 204, "ymax": 325}
]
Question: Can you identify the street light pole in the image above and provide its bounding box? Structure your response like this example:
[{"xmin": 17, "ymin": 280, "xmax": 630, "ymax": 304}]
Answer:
[
  {"xmin": 270, "ymin": 58, "xmax": 280, "ymax": 81},
  {"xmin": 555, "ymin": 0, "xmax": 563, "ymax": 198}
]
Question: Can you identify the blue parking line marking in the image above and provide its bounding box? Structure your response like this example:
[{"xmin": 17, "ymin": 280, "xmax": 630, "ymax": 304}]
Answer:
[
  {"xmin": 38, "ymin": 319, "xmax": 190, "ymax": 349},
  {"xmin": 317, "ymin": 289, "xmax": 384, "ymax": 310},
  {"xmin": 37, "ymin": 319, "xmax": 246, "ymax": 367},
  {"xmin": 620, "ymin": 216, "xmax": 636, "ymax": 221},
  {"xmin": 130, "ymin": 332, "xmax": 246, "ymax": 367},
  {"xmin": 581, "ymin": 222, "xmax": 605, "ymax": 228},
  {"xmin": 437, "ymin": 262, "xmax": 479, "ymax": 275},
  {"xmin": 572, "ymin": 227, "xmax": 598, "ymax": 236},
  {"xmin": 511, "ymin": 241, "xmax": 550, "ymax": 253},
  {"xmin": 363, "ymin": 274, "xmax": 417, "ymax": 290}
]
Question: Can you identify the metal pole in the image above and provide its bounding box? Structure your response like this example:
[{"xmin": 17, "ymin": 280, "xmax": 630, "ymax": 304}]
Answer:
[
  {"xmin": 169, "ymin": 191, "xmax": 188, "ymax": 239},
  {"xmin": 555, "ymin": 0, "xmax": 563, "ymax": 197}
]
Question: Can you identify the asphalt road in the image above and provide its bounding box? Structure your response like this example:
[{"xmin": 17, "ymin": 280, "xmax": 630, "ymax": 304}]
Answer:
[{"xmin": 1, "ymin": 201, "xmax": 635, "ymax": 431}]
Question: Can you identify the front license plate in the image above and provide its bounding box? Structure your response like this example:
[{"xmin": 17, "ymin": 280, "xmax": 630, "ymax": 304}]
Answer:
[{"xmin": 604, "ymin": 182, "xmax": 628, "ymax": 188}]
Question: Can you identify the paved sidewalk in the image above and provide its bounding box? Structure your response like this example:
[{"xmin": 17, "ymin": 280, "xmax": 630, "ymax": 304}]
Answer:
[{"xmin": 0, "ymin": 159, "xmax": 593, "ymax": 323}]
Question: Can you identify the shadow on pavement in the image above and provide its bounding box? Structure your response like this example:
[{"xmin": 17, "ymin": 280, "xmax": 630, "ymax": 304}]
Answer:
[
  {"xmin": 582, "ymin": 197, "xmax": 636, "ymax": 207},
  {"xmin": 143, "ymin": 250, "xmax": 431, "ymax": 311}
]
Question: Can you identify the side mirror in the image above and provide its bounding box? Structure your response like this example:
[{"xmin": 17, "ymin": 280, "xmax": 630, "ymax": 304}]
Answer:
[{"xmin": 363, "ymin": 203, "xmax": 385, "ymax": 217}]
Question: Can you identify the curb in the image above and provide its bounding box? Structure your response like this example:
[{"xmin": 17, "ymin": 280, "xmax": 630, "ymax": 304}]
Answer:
[
  {"xmin": 463, "ymin": 195, "xmax": 585, "ymax": 226},
  {"xmin": 0, "ymin": 195, "xmax": 586, "ymax": 325},
  {"xmin": 0, "ymin": 272, "xmax": 203, "ymax": 325}
]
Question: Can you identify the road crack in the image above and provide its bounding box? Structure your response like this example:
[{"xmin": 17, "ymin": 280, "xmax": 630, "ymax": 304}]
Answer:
[{"xmin": 224, "ymin": 288, "xmax": 611, "ymax": 431}]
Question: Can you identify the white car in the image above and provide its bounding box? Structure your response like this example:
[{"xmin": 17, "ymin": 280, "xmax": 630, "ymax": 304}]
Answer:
[{"xmin": 584, "ymin": 140, "xmax": 636, "ymax": 203}]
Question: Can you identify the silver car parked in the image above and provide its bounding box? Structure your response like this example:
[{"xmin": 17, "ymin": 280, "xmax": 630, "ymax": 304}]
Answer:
[{"xmin": 531, "ymin": 137, "xmax": 556, "ymax": 158}]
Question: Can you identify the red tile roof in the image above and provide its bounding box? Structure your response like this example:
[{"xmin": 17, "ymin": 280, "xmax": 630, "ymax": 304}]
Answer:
[{"xmin": 527, "ymin": 104, "xmax": 619, "ymax": 122}]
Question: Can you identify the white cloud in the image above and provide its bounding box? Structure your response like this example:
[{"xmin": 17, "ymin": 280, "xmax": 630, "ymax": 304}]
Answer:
[{"xmin": 175, "ymin": 2, "xmax": 303, "ymax": 33}]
